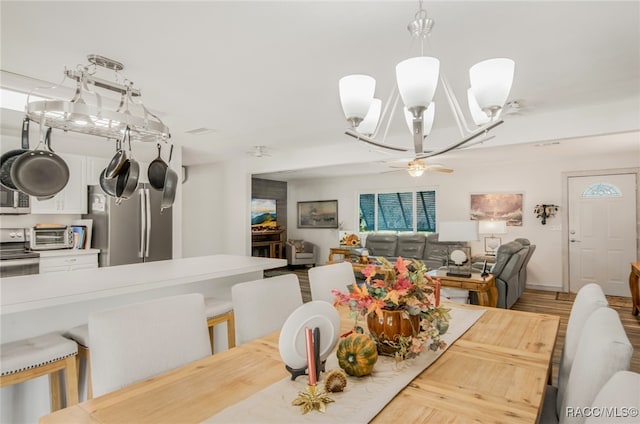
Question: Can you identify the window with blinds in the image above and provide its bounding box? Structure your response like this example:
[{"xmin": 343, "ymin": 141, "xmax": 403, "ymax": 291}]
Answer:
[{"xmin": 359, "ymin": 190, "xmax": 436, "ymax": 233}]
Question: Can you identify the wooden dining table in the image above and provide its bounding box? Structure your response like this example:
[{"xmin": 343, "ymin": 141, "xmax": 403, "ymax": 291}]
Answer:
[{"xmin": 39, "ymin": 303, "xmax": 559, "ymax": 424}]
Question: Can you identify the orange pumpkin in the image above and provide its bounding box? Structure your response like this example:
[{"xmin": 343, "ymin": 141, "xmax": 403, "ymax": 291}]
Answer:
[{"xmin": 336, "ymin": 333, "xmax": 378, "ymax": 377}]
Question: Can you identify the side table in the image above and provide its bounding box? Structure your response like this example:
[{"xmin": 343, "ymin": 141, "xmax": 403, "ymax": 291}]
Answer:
[
  {"xmin": 328, "ymin": 246, "xmax": 361, "ymax": 264},
  {"xmin": 428, "ymin": 269, "xmax": 498, "ymax": 308}
]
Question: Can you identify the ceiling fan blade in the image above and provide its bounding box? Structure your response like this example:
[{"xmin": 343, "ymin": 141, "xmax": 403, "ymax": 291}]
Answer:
[
  {"xmin": 426, "ymin": 166, "xmax": 454, "ymax": 173},
  {"xmin": 345, "ymin": 129, "xmax": 409, "ymax": 152}
]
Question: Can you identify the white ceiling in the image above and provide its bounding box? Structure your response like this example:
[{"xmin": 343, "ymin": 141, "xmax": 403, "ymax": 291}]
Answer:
[{"xmin": 1, "ymin": 1, "xmax": 639, "ymax": 176}]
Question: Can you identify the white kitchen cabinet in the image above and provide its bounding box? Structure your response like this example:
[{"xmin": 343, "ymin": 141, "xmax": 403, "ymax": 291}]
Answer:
[
  {"xmin": 39, "ymin": 250, "xmax": 99, "ymax": 273},
  {"xmin": 30, "ymin": 153, "xmax": 87, "ymax": 214}
]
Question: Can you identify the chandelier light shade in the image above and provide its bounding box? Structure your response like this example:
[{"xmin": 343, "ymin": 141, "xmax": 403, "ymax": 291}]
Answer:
[
  {"xmin": 395, "ymin": 56, "xmax": 440, "ymax": 113},
  {"xmin": 469, "ymin": 58, "xmax": 515, "ymax": 116},
  {"xmin": 403, "ymin": 102, "xmax": 435, "ymax": 135},
  {"xmin": 467, "ymin": 89, "xmax": 502, "ymax": 125},
  {"xmin": 338, "ymin": 74, "xmax": 376, "ymax": 126},
  {"xmin": 357, "ymin": 98, "xmax": 382, "ymax": 136},
  {"xmin": 339, "ymin": 2, "xmax": 515, "ymax": 157}
]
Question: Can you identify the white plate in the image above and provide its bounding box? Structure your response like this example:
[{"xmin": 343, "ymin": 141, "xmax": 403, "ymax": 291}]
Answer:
[{"xmin": 278, "ymin": 300, "xmax": 341, "ymax": 369}]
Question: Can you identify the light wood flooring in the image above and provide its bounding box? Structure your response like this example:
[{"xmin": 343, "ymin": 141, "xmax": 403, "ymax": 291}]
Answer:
[{"xmin": 267, "ymin": 268, "xmax": 640, "ymax": 385}]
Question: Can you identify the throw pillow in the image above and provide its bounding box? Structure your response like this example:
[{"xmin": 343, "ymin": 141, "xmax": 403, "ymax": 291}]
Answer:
[{"xmin": 289, "ymin": 240, "xmax": 306, "ymax": 253}]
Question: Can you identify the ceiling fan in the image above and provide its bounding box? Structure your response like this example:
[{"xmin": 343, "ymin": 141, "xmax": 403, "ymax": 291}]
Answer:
[
  {"xmin": 387, "ymin": 159, "xmax": 453, "ymax": 177},
  {"xmin": 246, "ymin": 145, "xmax": 271, "ymax": 158}
]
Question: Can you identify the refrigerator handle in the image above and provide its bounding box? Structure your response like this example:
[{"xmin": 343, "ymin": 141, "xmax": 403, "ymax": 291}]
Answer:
[
  {"xmin": 138, "ymin": 189, "xmax": 145, "ymax": 258},
  {"xmin": 145, "ymin": 188, "xmax": 151, "ymax": 258}
]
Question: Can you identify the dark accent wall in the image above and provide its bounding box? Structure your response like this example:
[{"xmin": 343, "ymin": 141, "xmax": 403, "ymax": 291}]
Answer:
[{"xmin": 251, "ymin": 176, "xmax": 288, "ymax": 239}]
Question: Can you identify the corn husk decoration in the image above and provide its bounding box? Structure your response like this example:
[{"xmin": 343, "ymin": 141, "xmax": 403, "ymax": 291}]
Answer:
[{"xmin": 292, "ymin": 385, "xmax": 334, "ymax": 414}]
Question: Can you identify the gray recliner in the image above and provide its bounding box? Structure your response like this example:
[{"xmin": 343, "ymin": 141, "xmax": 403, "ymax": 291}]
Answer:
[
  {"xmin": 514, "ymin": 238, "xmax": 536, "ymax": 297},
  {"xmin": 489, "ymin": 240, "xmax": 526, "ymax": 308}
]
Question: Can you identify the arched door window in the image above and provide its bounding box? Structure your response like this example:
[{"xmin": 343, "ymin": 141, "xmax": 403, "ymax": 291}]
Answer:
[{"xmin": 581, "ymin": 182, "xmax": 622, "ymax": 198}]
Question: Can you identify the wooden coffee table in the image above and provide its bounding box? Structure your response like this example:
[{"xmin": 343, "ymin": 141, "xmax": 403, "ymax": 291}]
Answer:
[{"xmin": 428, "ymin": 269, "xmax": 498, "ymax": 308}]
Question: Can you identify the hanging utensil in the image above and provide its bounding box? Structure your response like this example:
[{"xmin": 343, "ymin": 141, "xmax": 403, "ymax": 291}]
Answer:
[
  {"xmin": 0, "ymin": 117, "xmax": 30, "ymax": 191},
  {"xmin": 104, "ymin": 127, "xmax": 129, "ymax": 178},
  {"xmin": 11, "ymin": 123, "xmax": 70, "ymax": 198},
  {"xmin": 161, "ymin": 144, "xmax": 177, "ymax": 212},
  {"xmin": 147, "ymin": 143, "xmax": 168, "ymax": 190},
  {"xmin": 115, "ymin": 127, "xmax": 140, "ymax": 200}
]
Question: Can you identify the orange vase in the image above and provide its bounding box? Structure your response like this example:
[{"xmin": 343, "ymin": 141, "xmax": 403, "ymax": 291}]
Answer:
[{"xmin": 366, "ymin": 309, "xmax": 420, "ymax": 356}]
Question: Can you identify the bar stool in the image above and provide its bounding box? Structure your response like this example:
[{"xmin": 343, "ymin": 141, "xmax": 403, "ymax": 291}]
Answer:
[
  {"xmin": 0, "ymin": 332, "xmax": 79, "ymax": 411},
  {"xmin": 63, "ymin": 324, "xmax": 92, "ymax": 399},
  {"xmin": 204, "ymin": 297, "xmax": 235, "ymax": 353}
]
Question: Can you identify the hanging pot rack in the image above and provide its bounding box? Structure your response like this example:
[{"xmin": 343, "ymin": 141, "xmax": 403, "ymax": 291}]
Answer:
[{"xmin": 24, "ymin": 54, "xmax": 171, "ymax": 142}]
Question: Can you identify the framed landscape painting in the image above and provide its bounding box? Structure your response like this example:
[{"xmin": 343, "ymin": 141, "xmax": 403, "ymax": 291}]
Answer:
[
  {"xmin": 470, "ymin": 193, "xmax": 523, "ymax": 226},
  {"xmin": 298, "ymin": 200, "xmax": 338, "ymax": 228}
]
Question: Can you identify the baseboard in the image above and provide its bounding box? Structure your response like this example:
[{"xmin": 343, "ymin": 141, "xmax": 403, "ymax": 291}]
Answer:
[{"xmin": 527, "ymin": 283, "xmax": 563, "ymax": 292}]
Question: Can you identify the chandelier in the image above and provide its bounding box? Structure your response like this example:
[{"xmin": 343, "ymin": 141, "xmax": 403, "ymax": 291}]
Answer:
[
  {"xmin": 25, "ymin": 54, "xmax": 170, "ymax": 142},
  {"xmin": 338, "ymin": 1, "xmax": 515, "ymax": 158}
]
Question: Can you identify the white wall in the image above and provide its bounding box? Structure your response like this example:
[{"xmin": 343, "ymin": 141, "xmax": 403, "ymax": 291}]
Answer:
[
  {"xmin": 283, "ymin": 142, "xmax": 639, "ymax": 291},
  {"xmin": 181, "ymin": 159, "xmax": 251, "ymax": 257}
]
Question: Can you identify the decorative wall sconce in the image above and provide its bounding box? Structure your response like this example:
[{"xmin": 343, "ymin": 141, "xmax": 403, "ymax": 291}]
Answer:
[{"xmin": 534, "ymin": 204, "xmax": 558, "ymax": 225}]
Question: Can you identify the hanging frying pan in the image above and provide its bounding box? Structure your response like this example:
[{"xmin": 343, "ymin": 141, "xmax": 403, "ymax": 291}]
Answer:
[
  {"xmin": 0, "ymin": 117, "xmax": 30, "ymax": 191},
  {"xmin": 147, "ymin": 143, "xmax": 168, "ymax": 190},
  {"xmin": 104, "ymin": 127, "xmax": 129, "ymax": 178},
  {"xmin": 11, "ymin": 125, "xmax": 70, "ymax": 198},
  {"xmin": 99, "ymin": 167, "xmax": 118, "ymax": 197},
  {"xmin": 115, "ymin": 128, "xmax": 140, "ymax": 200},
  {"xmin": 161, "ymin": 144, "xmax": 177, "ymax": 212}
]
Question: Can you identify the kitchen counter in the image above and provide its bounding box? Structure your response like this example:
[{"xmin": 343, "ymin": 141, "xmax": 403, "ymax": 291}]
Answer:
[
  {"xmin": 35, "ymin": 248, "xmax": 100, "ymax": 258},
  {"xmin": 0, "ymin": 254, "xmax": 285, "ymax": 422},
  {"xmin": 1, "ymin": 254, "xmax": 285, "ymax": 316}
]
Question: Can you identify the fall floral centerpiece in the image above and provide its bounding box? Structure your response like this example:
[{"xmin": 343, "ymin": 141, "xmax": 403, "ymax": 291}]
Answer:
[
  {"xmin": 333, "ymin": 257, "xmax": 450, "ymax": 361},
  {"xmin": 339, "ymin": 232, "xmax": 361, "ymax": 247}
]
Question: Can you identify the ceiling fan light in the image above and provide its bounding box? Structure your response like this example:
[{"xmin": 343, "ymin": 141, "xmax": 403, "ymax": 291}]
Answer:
[
  {"xmin": 407, "ymin": 167, "xmax": 424, "ymax": 177},
  {"xmin": 339, "ymin": 74, "xmax": 376, "ymax": 125},
  {"xmin": 403, "ymin": 102, "xmax": 435, "ymax": 135},
  {"xmin": 395, "ymin": 56, "xmax": 440, "ymax": 111},
  {"xmin": 469, "ymin": 58, "xmax": 515, "ymax": 114},
  {"xmin": 357, "ymin": 98, "xmax": 381, "ymax": 136}
]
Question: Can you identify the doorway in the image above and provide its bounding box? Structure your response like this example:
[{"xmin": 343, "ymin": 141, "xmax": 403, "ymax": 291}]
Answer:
[{"xmin": 566, "ymin": 171, "xmax": 638, "ymax": 295}]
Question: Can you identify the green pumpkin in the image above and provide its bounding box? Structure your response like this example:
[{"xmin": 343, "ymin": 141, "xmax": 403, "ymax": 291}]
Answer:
[{"xmin": 336, "ymin": 333, "xmax": 378, "ymax": 377}]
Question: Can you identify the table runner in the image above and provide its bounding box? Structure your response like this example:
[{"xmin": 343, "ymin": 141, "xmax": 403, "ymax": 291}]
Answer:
[{"xmin": 203, "ymin": 306, "xmax": 485, "ymax": 424}]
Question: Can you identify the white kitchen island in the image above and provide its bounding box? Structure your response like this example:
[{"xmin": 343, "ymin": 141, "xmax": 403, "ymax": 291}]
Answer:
[{"xmin": 0, "ymin": 254, "xmax": 286, "ymax": 424}]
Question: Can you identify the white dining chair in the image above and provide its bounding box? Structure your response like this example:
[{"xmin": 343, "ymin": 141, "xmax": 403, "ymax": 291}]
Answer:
[
  {"xmin": 308, "ymin": 261, "xmax": 356, "ymax": 303},
  {"xmin": 231, "ymin": 273, "xmax": 303, "ymax": 345},
  {"xmin": 88, "ymin": 293, "xmax": 212, "ymax": 397},
  {"xmin": 584, "ymin": 371, "xmax": 640, "ymax": 423},
  {"xmin": 556, "ymin": 283, "xmax": 608, "ymax": 415},
  {"xmin": 540, "ymin": 307, "xmax": 633, "ymax": 424}
]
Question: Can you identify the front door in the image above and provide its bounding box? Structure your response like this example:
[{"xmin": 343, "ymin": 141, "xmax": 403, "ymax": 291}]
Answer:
[{"xmin": 568, "ymin": 173, "xmax": 637, "ymax": 295}]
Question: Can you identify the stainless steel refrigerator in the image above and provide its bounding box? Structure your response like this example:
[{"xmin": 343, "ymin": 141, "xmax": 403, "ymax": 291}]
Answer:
[{"xmin": 84, "ymin": 184, "xmax": 172, "ymax": 267}]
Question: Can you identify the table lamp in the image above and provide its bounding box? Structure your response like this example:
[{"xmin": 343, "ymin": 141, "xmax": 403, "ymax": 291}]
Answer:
[
  {"xmin": 438, "ymin": 221, "xmax": 478, "ymax": 277},
  {"xmin": 478, "ymin": 220, "xmax": 507, "ymax": 256}
]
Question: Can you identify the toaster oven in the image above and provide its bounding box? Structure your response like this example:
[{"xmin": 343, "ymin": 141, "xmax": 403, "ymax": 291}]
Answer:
[{"xmin": 30, "ymin": 226, "xmax": 74, "ymax": 250}]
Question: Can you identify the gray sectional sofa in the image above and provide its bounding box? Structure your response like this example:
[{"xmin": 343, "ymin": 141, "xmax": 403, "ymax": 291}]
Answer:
[
  {"xmin": 363, "ymin": 233, "xmax": 466, "ymax": 270},
  {"xmin": 363, "ymin": 233, "xmax": 535, "ymax": 309}
]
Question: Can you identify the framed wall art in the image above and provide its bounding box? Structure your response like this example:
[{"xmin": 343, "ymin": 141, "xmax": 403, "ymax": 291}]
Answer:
[
  {"xmin": 297, "ymin": 200, "xmax": 338, "ymax": 228},
  {"xmin": 470, "ymin": 193, "xmax": 523, "ymax": 226}
]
